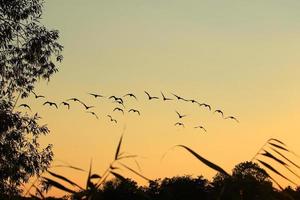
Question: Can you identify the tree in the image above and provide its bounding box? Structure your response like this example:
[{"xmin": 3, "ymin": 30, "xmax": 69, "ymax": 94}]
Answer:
[
  {"xmin": 212, "ymin": 161, "xmax": 275, "ymax": 200},
  {"xmin": 0, "ymin": 0, "xmax": 62, "ymax": 196}
]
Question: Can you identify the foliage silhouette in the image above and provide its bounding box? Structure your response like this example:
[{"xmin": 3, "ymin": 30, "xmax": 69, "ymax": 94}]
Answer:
[{"xmin": 0, "ymin": 0, "xmax": 63, "ymax": 196}]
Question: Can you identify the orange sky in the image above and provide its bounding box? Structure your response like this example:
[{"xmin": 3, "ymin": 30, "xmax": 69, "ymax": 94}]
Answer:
[{"xmin": 19, "ymin": 0, "xmax": 300, "ymax": 196}]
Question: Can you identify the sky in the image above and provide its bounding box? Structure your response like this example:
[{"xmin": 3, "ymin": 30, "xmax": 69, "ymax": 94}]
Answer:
[{"xmin": 20, "ymin": 0, "xmax": 300, "ymax": 196}]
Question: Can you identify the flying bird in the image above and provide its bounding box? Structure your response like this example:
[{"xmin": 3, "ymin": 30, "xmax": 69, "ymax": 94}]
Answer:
[
  {"xmin": 144, "ymin": 91, "xmax": 159, "ymax": 100},
  {"xmin": 67, "ymin": 98, "xmax": 82, "ymax": 103},
  {"xmin": 60, "ymin": 101, "xmax": 70, "ymax": 109},
  {"xmin": 175, "ymin": 110, "xmax": 187, "ymax": 119},
  {"xmin": 194, "ymin": 125, "xmax": 207, "ymax": 132},
  {"xmin": 128, "ymin": 109, "xmax": 140, "ymax": 115},
  {"xmin": 107, "ymin": 115, "xmax": 117, "ymax": 123},
  {"xmin": 199, "ymin": 103, "xmax": 211, "ymax": 111},
  {"xmin": 88, "ymin": 93, "xmax": 104, "ymax": 98},
  {"xmin": 189, "ymin": 99, "xmax": 200, "ymax": 106},
  {"xmin": 225, "ymin": 116, "xmax": 239, "ymax": 123},
  {"xmin": 214, "ymin": 109, "xmax": 224, "ymax": 117},
  {"xmin": 174, "ymin": 122, "xmax": 185, "ymax": 127},
  {"xmin": 87, "ymin": 111, "xmax": 99, "ymax": 119},
  {"xmin": 113, "ymin": 107, "xmax": 124, "ymax": 114},
  {"xmin": 18, "ymin": 104, "xmax": 31, "ymax": 110},
  {"xmin": 80, "ymin": 102, "xmax": 95, "ymax": 110},
  {"xmin": 113, "ymin": 99, "xmax": 125, "ymax": 108},
  {"xmin": 171, "ymin": 93, "xmax": 188, "ymax": 102},
  {"xmin": 31, "ymin": 91, "xmax": 45, "ymax": 99},
  {"xmin": 109, "ymin": 96, "xmax": 123, "ymax": 104},
  {"xmin": 161, "ymin": 92, "xmax": 172, "ymax": 101},
  {"xmin": 123, "ymin": 93, "xmax": 137, "ymax": 100},
  {"xmin": 43, "ymin": 101, "xmax": 58, "ymax": 109}
]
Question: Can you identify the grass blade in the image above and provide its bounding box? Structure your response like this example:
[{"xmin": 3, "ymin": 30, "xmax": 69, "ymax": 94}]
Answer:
[
  {"xmin": 261, "ymin": 151, "xmax": 288, "ymax": 166},
  {"xmin": 33, "ymin": 185, "xmax": 45, "ymax": 199},
  {"xmin": 118, "ymin": 155, "xmax": 138, "ymax": 160},
  {"xmin": 115, "ymin": 134, "xmax": 123, "ymax": 160},
  {"xmin": 47, "ymin": 170, "xmax": 83, "ymax": 190},
  {"xmin": 51, "ymin": 165, "xmax": 85, "ymax": 172},
  {"xmin": 86, "ymin": 159, "xmax": 92, "ymax": 190},
  {"xmin": 119, "ymin": 162, "xmax": 151, "ymax": 181},
  {"xmin": 261, "ymin": 151, "xmax": 300, "ymax": 180},
  {"xmin": 42, "ymin": 177, "xmax": 76, "ymax": 194},
  {"xmin": 270, "ymin": 147, "xmax": 300, "ymax": 169},
  {"xmin": 110, "ymin": 171, "xmax": 126, "ymax": 182},
  {"xmin": 263, "ymin": 171, "xmax": 284, "ymax": 190},
  {"xmin": 175, "ymin": 145, "xmax": 230, "ymax": 177},
  {"xmin": 90, "ymin": 174, "xmax": 101, "ymax": 179},
  {"xmin": 256, "ymin": 159, "xmax": 297, "ymax": 186},
  {"xmin": 268, "ymin": 138, "xmax": 287, "ymax": 146},
  {"xmin": 268, "ymin": 142, "xmax": 289, "ymax": 152}
]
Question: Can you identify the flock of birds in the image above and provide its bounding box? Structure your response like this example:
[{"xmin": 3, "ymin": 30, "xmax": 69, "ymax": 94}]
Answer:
[{"xmin": 18, "ymin": 91, "xmax": 239, "ymax": 133}]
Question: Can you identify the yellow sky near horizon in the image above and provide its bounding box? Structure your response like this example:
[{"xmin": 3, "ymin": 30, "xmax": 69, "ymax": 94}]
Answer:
[{"xmin": 18, "ymin": 0, "xmax": 300, "ymax": 196}]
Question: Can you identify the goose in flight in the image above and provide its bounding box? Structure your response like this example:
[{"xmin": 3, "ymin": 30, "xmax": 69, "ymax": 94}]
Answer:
[
  {"xmin": 80, "ymin": 102, "xmax": 94, "ymax": 110},
  {"xmin": 225, "ymin": 116, "xmax": 239, "ymax": 123},
  {"xmin": 109, "ymin": 96, "xmax": 123, "ymax": 104},
  {"xmin": 161, "ymin": 92, "xmax": 172, "ymax": 101},
  {"xmin": 31, "ymin": 91, "xmax": 45, "ymax": 99},
  {"xmin": 189, "ymin": 99, "xmax": 201, "ymax": 106},
  {"xmin": 113, "ymin": 107, "xmax": 124, "ymax": 114},
  {"xmin": 199, "ymin": 103, "xmax": 211, "ymax": 111},
  {"xmin": 214, "ymin": 109, "xmax": 224, "ymax": 117},
  {"xmin": 174, "ymin": 122, "xmax": 185, "ymax": 127},
  {"xmin": 194, "ymin": 125, "xmax": 207, "ymax": 132},
  {"xmin": 175, "ymin": 110, "xmax": 187, "ymax": 119},
  {"xmin": 113, "ymin": 99, "xmax": 125, "ymax": 108},
  {"xmin": 144, "ymin": 91, "xmax": 159, "ymax": 100},
  {"xmin": 18, "ymin": 104, "xmax": 31, "ymax": 110},
  {"xmin": 60, "ymin": 101, "xmax": 70, "ymax": 109},
  {"xmin": 67, "ymin": 98, "xmax": 82, "ymax": 104},
  {"xmin": 128, "ymin": 109, "xmax": 140, "ymax": 115},
  {"xmin": 87, "ymin": 111, "xmax": 99, "ymax": 119},
  {"xmin": 171, "ymin": 93, "xmax": 188, "ymax": 102},
  {"xmin": 123, "ymin": 93, "xmax": 137, "ymax": 100},
  {"xmin": 43, "ymin": 101, "xmax": 58, "ymax": 109},
  {"xmin": 107, "ymin": 115, "xmax": 117, "ymax": 123},
  {"xmin": 88, "ymin": 93, "xmax": 104, "ymax": 98}
]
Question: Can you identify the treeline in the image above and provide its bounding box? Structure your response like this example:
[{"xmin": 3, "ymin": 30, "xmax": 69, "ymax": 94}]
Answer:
[{"xmin": 3, "ymin": 162, "xmax": 300, "ymax": 200}]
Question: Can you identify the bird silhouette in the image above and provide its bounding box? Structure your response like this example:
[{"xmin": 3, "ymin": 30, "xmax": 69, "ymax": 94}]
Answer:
[
  {"xmin": 199, "ymin": 103, "xmax": 211, "ymax": 111},
  {"xmin": 88, "ymin": 93, "xmax": 104, "ymax": 98},
  {"xmin": 67, "ymin": 98, "xmax": 82, "ymax": 103},
  {"xmin": 31, "ymin": 91, "xmax": 45, "ymax": 99},
  {"xmin": 194, "ymin": 125, "xmax": 207, "ymax": 132},
  {"xmin": 60, "ymin": 101, "xmax": 70, "ymax": 109},
  {"xmin": 80, "ymin": 102, "xmax": 94, "ymax": 110},
  {"xmin": 123, "ymin": 93, "xmax": 137, "ymax": 100},
  {"xmin": 87, "ymin": 111, "xmax": 99, "ymax": 119},
  {"xmin": 171, "ymin": 93, "xmax": 188, "ymax": 101},
  {"xmin": 43, "ymin": 101, "xmax": 58, "ymax": 109},
  {"xmin": 225, "ymin": 116, "xmax": 239, "ymax": 123},
  {"xmin": 109, "ymin": 96, "xmax": 123, "ymax": 104},
  {"xmin": 107, "ymin": 115, "xmax": 117, "ymax": 123},
  {"xmin": 214, "ymin": 109, "xmax": 224, "ymax": 117},
  {"xmin": 144, "ymin": 91, "xmax": 159, "ymax": 100},
  {"xmin": 18, "ymin": 104, "xmax": 31, "ymax": 110},
  {"xmin": 174, "ymin": 122, "xmax": 185, "ymax": 127},
  {"xmin": 161, "ymin": 92, "xmax": 172, "ymax": 101},
  {"xmin": 113, "ymin": 107, "xmax": 124, "ymax": 114},
  {"xmin": 189, "ymin": 99, "xmax": 201, "ymax": 106},
  {"xmin": 175, "ymin": 110, "xmax": 187, "ymax": 119},
  {"xmin": 113, "ymin": 99, "xmax": 125, "ymax": 108},
  {"xmin": 128, "ymin": 109, "xmax": 140, "ymax": 115}
]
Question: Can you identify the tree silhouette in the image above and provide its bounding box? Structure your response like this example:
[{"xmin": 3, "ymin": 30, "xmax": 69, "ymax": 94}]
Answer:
[
  {"xmin": 212, "ymin": 161, "xmax": 276, "ymax": 200},
  {"xmin": 0, "ymin": 0, "xmax": 62, "ymax": 196}
]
